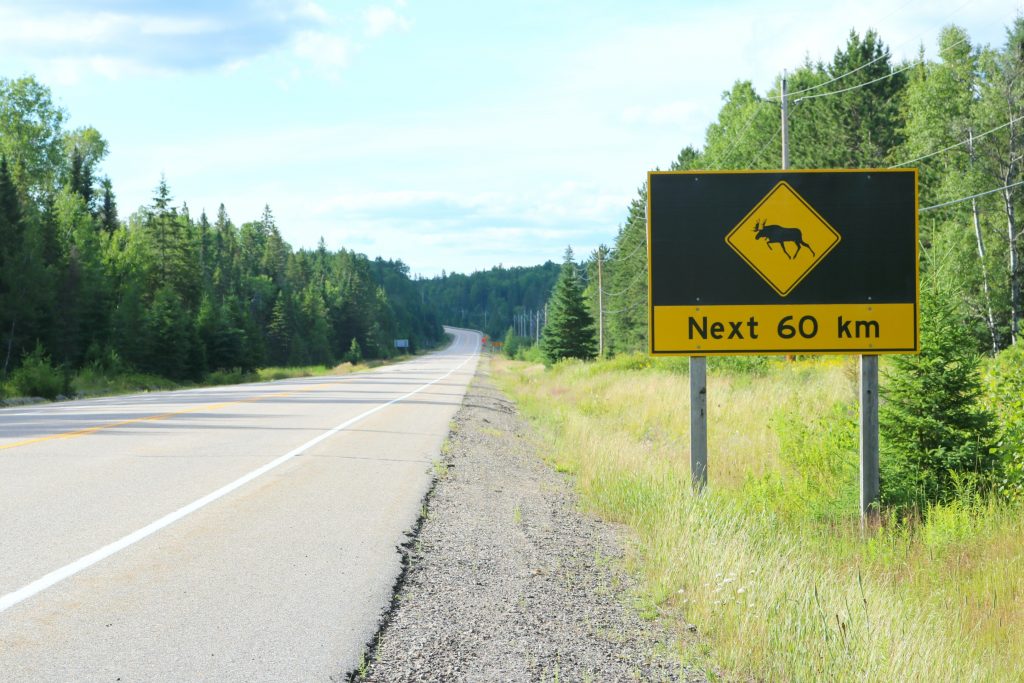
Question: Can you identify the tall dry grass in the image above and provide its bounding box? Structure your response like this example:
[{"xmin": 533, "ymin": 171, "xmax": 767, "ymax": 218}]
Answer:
[{"xmin": 494, "ymin": 355, "xmax": 1024, "ymax": 681}]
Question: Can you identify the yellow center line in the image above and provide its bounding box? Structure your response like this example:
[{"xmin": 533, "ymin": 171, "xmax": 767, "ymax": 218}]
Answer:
[{"xmin": 0, "ymin": 383, "xmax": 331, "ymax": 452}]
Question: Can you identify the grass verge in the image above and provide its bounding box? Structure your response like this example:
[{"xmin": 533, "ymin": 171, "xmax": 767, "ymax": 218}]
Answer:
[
  {"xmin": 493, "ymin": 354, "xmax": 1023, "ymax": 682},
  {"xmin": 0, "ymin": 355, "xmax": 424, "ymax": 404}
]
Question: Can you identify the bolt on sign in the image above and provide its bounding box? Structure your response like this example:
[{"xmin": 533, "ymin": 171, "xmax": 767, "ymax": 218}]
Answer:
[{"xmin": 647, "ymin": 170, "xmax": 919, "ymax": 355}]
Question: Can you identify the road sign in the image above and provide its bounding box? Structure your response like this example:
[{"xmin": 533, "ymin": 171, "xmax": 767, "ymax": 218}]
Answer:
[
  {"xmin": 394, "ymin": 339, "xmax": 409, "ymax": 349},
  {"xmin": 648, "ymin": 169, "xmax": 918, "ymax": 355}
]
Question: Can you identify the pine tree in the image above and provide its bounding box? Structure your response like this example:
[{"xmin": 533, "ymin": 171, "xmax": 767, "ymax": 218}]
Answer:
[{"xmin": 540, "ymin": 247, "xmax": 597, "ymax": 363}]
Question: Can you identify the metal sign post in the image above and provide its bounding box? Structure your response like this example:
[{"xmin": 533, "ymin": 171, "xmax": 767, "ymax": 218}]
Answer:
[
  {"xmin": 690, "ymin": 356, "xmax": 708, "ymax": 491},
  {"xmin": 860, "ymin": 354, "xmax": 880, "ymax": 523}
]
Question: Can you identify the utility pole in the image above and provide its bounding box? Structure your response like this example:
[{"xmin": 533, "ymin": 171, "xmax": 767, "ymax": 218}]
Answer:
[
  {"xmin": 782, "ymin": 73, "xmax": 796, "ymax": 365},
  {"xmin": 781, "ymin": 71, "xmax": 789, "ymax": 171},
  {"xmin": 597, "ymin": 248, "xmax": 604, "ymax": 358}
]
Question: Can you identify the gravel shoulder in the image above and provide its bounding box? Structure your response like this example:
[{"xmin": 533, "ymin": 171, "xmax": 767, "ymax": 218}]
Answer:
[{"xmin": 357, "ymin": 357, "xmax": 696, "ymax": 682}]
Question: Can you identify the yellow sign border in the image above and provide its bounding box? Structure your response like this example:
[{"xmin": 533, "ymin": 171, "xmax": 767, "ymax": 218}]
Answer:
[{"xmin": 646, "ymin": 169, "xmax": 919, "ymax": 356}]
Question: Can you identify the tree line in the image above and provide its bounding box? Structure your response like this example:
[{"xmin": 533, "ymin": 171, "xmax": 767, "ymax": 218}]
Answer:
[
  {"xmin": 1, "ymin": 76, "xmax": 443, "ymax": 386},
  {"xmin": 415, "ymin": 262, "xmax": 561, "ymax": 341}
]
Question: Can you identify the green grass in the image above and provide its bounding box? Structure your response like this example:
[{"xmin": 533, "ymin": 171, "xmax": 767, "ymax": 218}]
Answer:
[
  {"xmin": 493, "ymin": 354, "xmax": 1024, "ymax": 682},
  {"xmin": 1, "ymin": 354, "xmax": 423, "ymax": 403}
]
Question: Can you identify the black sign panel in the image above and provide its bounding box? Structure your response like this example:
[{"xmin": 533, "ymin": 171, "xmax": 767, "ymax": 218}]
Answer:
[{"xmin": 647, "ymin": 170, "xmax": 918, "ymax": 355}]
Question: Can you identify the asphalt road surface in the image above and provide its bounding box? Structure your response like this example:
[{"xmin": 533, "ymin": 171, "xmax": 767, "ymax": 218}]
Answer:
[{"xmin": 0, "ymin": 327, "xmax": 480, "ymax": 682}]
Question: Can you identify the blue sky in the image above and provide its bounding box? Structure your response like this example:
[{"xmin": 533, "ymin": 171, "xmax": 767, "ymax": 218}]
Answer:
[{"xmin": 0, "ymin": 0, "xmax": 1016, "ymax": 276}]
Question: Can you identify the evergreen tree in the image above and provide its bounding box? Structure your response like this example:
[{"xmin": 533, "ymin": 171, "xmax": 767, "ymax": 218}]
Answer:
[
  {"xmin": 66, "ymin": 146, "xmax": 93, "ymax": 207},
  {"xmin": 98, "ymin": 177, "xmax": 118, "ymax": 234},
  {"xmin": 821, "ymin": 30, "xmax": 908, "ymax": 167},
  {"xmin": 605, "ymin": 188, "xmax": 649, "ymax": 354},
  {"xmin": 142, "ymin": 285, "xmax": 191, "ymax": 379},
  {"xmin": 266, "ymin": 295, "xmax": 291, "ymax": 366},
  {"xmin": 0, "ymin": 156, "xmax": 24, "ymax": 375},
  {"xmin": 881, "ymin": 282, "xmax": 999, "ymax": 510},
  {"xmin": 540, "ymin": 247, "xmax": 597, "ymax": 363}
]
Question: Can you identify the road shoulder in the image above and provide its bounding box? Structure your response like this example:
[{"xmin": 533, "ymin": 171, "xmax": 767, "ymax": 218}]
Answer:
[{"xmin": 358, "ymin": 356, "xmax": 693, "ymax": 682}]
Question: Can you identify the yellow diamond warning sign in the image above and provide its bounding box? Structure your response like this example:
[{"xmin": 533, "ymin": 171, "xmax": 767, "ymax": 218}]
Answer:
[{"xmin": 725, "ymin": 181, "xmax": 841, "ymax": 297}]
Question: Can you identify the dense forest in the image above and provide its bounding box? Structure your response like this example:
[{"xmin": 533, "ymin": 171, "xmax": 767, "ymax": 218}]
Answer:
[
  {"xmin": 416, "ymin": 263, "xmax": 560, "ymax": 341},
  {"xmin": 0, "ymin": 76, "xmax": 444, "ymax": 389},
  {"xmin": 591, "ymin": 22, "xmax": 1024, "ymax": 358}
]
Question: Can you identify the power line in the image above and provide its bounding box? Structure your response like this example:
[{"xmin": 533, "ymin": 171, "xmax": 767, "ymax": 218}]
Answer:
[
  {"xmin": 610, "ymin": 234, "xmax": 648, "ymax": 265},
  {"xmin": 753, "ymin": 123, "xmax": 783, "ymax": 164},
  {"xmin": 769, "ymin": 0, "xmax": 986, "ymax": 102},
  {"xmin": 919, "ymin": 179, "xmax": 1024, "ymax": 212},
  {"xmin": 789, "ymin": 9, "xmax": 1013, "ymax": 106},
  {"xmin": 794, "ymin": 59, "xmax": 917, "ymax": 102},
  {"xmin": 777, "ymin": 23, "xmax": 973, "ymax": 101},
  {"xmin": 600, "ymin": 280, "xmax": 644, "ymax": 299},
  {"xmin": 604, "ymin": 300, "xmax": 646, "ymax": 316},
  {"xmin": 890, "ymin": 115, "xmax": 1024, "ymax": 168},
  {"xmin": 709, "ymin": 100, "xmax": 773, "ymax": 170}
]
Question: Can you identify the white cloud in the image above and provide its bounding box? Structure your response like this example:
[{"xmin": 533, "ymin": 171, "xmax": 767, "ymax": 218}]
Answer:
[
  {"xmin": 0, "ymin": 1, "xmax": 327, "ymax": 81},
  {"xmin": 364, "ymin": 6, "xmax": 411, "ymax": 37},
  {"xmin": 136, "ymin": 16, "xmax": 223, "ymax": 36},
  {"xmin": 295, "ymin": 1, "xmax": 329, "ymax": 22},
  {"xmin": 293, "ymin": 30, "xmax": 351, "ymax": 70}
]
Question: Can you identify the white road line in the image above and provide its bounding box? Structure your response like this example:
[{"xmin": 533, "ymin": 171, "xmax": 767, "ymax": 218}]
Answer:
[{"xmin": 0, "ymin": 346, "xmax": 478, "ymax": 614}]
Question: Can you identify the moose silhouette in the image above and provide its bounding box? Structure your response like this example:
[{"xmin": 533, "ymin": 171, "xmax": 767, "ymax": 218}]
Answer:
[{"xmin": 753, "ymin": 219, "xmax": 816, "ymax": 259}]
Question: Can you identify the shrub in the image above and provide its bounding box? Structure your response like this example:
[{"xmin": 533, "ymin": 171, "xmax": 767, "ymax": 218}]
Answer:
[
  {"xmin": 601, "ymin": 352, "xmax": 652, "ymax": 372},
  {"xmin": 345, "ymin": 338, "xmax": 362, "ymax": 364},
  {"xmin": 503, "ymin": 326, "xmax": 525, "ymax": 358},
  {"xmin": 516, "ymin": 343, "xmax": 547, "ymax": 364},
  {"xmin": 11, "ymin": 343, "xmax": 65, "ymax": 400},
  {"xmin": 981, "ymin": 343, "xmax": 1024, "ymax": 499},
  {"xmin": 206, "ymin": 368, "xmax": 258, "ymax": 386},
  {"xmin": 756, "ymin": 400, "xmax": 858, "ymax": 524}
]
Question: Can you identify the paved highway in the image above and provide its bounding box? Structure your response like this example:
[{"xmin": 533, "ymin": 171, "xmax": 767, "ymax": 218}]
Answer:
[{"xmin": 0, "ymin": 327, "xmax": 480, "ymax": 682}]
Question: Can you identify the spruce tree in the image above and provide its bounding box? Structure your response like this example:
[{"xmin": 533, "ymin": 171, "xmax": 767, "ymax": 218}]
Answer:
[
  {"xmin": 0, "ymin": 156, "xmax": 23, "ymax": 376},
  {"xmin": 880, "ymin": 283, "xmax": 999, "ymax": 510},
  {"xmin": 540, "ymin": 247, "xmax": 597, "ymax": 363},
  {"xmin": 142, "ymin": 286, "xmax": 191, "ymax": 379},
  {"xmin": 267, "ymin": 295, "xmax": 291, "ymax": 366},
  {"xmin": 98, "ymin": 177, "xmax": 118, "ymax": 234}
]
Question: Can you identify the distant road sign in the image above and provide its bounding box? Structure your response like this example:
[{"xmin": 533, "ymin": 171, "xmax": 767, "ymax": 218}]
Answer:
[
  {"xmin": 648, "ymin": 170, "xmax": 918, "ymax": 355},
  {"xmin": 394, "ymin": 339, "xmax": 409, "ymax": 349}
]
